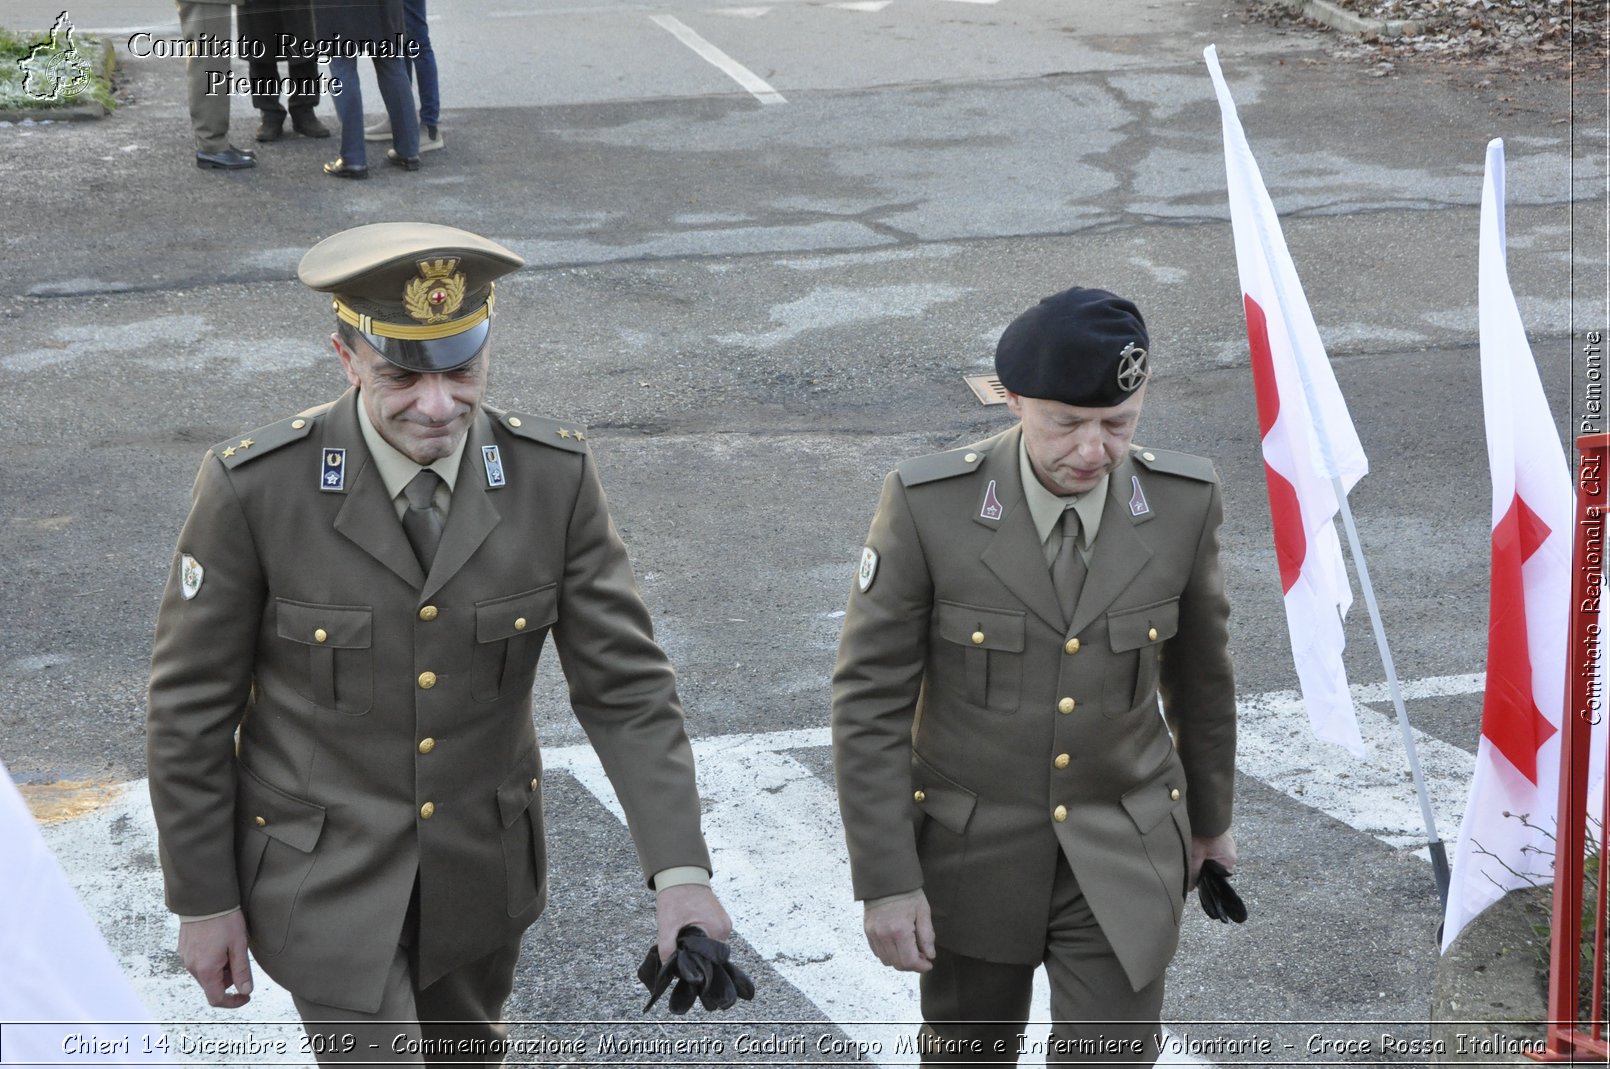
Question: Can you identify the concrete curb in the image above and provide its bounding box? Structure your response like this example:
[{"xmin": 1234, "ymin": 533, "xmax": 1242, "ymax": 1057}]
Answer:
[
  {"xmin": 0, "ymin": 38, "xmax": 115, "ymax": 123},
  {"xmin": 1283, "ymin": 0, "xmax": 1423, "ymax": 38},
  {"xmin": 1429, "ymin": 885, "xmax": 1551, "ymax": 1064}
]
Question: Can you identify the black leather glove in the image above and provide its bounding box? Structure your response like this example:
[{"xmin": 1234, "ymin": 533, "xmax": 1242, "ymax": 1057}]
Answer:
[
  {"xmin": 638, "ymin": 925, "xmax": 756, "ymax": 1013},
  {"xmin": 1196, "ymin": 859, "xmax": 1247, "ymax": 923}
]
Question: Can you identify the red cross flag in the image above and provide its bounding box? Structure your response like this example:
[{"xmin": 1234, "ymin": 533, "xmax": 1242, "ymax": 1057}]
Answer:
[
  {"xmin": 1206, "ymin": 46, "xmax": 1368, "ymax": 756},
  {"xmin": 1441, "ymin": 139, "xmax": 1574, "ymax": 951}
]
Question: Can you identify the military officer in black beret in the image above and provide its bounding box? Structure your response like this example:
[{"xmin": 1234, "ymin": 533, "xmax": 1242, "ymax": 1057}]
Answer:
[
  {"xmin": 147, "ymin": 222, "xmax": 731, "ymax": 1062},
  {"xmin": 832, "ymin": 287, "xmax": 1238, "ymax": 1064}
]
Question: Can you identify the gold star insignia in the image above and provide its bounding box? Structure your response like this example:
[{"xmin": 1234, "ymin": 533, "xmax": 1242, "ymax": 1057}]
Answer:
[
  {"xmin": 575, "ymin": 431, "xmax": 586, "ymax": 441},
  {"xmin": 239, "ymin": 438, "xmax": 255, "ymax": 449},
  {"xmin": 558, "ymin": 429, "xmax": 571, "ymax": 440},
  {"xmin": 221, "ymin": 446, "xmax": 237, "ymax": 458}
]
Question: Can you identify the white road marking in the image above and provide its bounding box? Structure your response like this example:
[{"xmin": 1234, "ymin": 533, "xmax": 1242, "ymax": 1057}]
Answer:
[
  {"xmin": 649, "ymin": 14, "xmax": 787, "ymax": 105},
  {"xmin": 44, "ymin": 675, "xmax": 1482, "ymax": 1062},
  {"xmin": 831, "ymin": 1, "xmax": 896, "ymax": 11}
]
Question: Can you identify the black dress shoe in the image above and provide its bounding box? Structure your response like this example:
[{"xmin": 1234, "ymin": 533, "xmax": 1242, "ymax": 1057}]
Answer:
[
  {"xmin": 196, "ymin": 146, "xmax": 257, "ymax": 170},
  {"xmin": 386, "ymin": 148, "xmax": 420, "ymax": 171},
  {"xmin": 290, "ymin": 110, "xmax": 331, "ymax": 138},
  {"xmin": 255, "ymin": 114, "xmax": 284, "ymax": 142},
  {"xmin": 322, "ymin": 157, "xmax": 368, "ymax": 179}
]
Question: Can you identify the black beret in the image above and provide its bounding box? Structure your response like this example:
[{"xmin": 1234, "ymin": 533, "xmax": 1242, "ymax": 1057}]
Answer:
[{"xmin": 994, "ymin": 287, "xmax": 1150, "ymax": 407}]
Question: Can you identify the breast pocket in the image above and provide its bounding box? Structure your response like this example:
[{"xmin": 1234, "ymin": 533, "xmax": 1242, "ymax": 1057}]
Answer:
[
  {"xmin": 275, "ymin": 599, "xmax": 373, "ymax": 715},
  {"xmin": 934, "ymin": 601, "xmax": 1025, "ymax": 712},
  {"xmin": 472, "ymin": 584, "xmax": 558, "ymax": 702},
  {"xmin": 1104, "ymin": 597, "xmax": 1179, "ymax": 717}
]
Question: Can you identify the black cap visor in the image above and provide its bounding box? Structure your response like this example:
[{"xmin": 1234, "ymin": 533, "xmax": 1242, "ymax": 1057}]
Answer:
[{"xmin": 362, "ymin": 317, "xmax": 490, "ymax": 374}]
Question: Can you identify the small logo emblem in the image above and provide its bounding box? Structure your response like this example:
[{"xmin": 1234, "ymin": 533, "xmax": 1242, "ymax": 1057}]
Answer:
[
  {"xmin": 20, "ymin": 13, "xmax": 92, "ymax": 105},
  {"xmin": 482, "ymin": 444, "xmax": 506, "ymax": 488},
  {"xmin": 980, "ymin": 479, "xmax": 1004, "ymax": 521},
  {"xmin": 1129, "ymin": 474, "xmax": 1150, "ymax": 517},
  {"xmin": 321, "ymin": 448, "xmax": 346, "ymax": 492},
  {"xmin": 404, "ymin": 258, "xmax": 466, "ymax": 324},
  {"xmin": 180, "ymin": 554, "xmax": 204, "ymax": 600},
  {"xmin": 1116, "ymin": 342, "xmax": 1149, "ymax": 393},
  {"xmin": 857, "ymin": 547, "xmax": 879, "ymax": 592}
]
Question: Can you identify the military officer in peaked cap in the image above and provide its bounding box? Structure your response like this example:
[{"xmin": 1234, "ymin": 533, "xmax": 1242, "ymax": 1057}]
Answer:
[
  {"xmin": 147, "ymin": 222, "xmax": 732, "ymax": 1061},
  {"xmin": 831, "ymin": 287, "xmax": 1238, "ymax": 1064}
]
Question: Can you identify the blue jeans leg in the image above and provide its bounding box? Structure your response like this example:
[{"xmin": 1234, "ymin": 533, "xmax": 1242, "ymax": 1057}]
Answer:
[
  {"xmin": 403, "ymin": 0, "xmax": 439, "ymax": 128},
  {"xmin": 373, "ymin": 58, "xmax": 420, "ymax": 158},
  {"xmin": 326, "ymin": 55, "xmax": 365, "ymax": 165}
]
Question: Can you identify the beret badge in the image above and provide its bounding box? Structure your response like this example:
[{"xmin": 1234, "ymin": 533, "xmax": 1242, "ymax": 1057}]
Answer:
[
  {"xmin": 404, "ymin": 257, "xmax": 467, "ymax": 325},
  {"xmin": 1115, "ymin": 342, "xmax": 1149, "ymax": 393}
]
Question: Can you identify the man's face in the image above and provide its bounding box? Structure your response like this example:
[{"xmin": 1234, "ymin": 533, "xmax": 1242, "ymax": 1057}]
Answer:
[
  {"xmin": 335, "ymin": 333, "xmax": 489, "ymax": 465},
  {"xmin": 1006, "ymin": 386, "xmax": 1146, "ymax": 497}
]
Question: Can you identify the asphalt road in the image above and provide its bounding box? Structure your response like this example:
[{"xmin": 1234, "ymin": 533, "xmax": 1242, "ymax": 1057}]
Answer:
[{"xmin": 1, "ymin": 0, "xmax": 1605, "ymax": 1063}]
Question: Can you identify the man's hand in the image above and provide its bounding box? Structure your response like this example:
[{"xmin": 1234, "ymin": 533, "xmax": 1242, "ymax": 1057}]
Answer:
[
  {"xmin": 863, "ymin": 891, "xmax": 935, "ymax": 972},
  {"xmin": 177, "ymin": 911, "xmax": 253, "ymax": 1008},
  {"xmin": 655, "ymin": 884, "xmax": 733, "ymax": 963},
  {"xmin": 1189, "ymin": 830, "xmax": 1237, "ymax": 891}
]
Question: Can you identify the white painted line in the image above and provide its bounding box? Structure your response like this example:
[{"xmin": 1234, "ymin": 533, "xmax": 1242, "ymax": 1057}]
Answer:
[
  {"xmin": 649, "ymin": 13, "xmax": 787, "ymax": 105},
  {"xmin": 713, "ymin": 5, "xmax": 775, "ymax": 16},
  {"xmin": 831, "ymin": 1, "xmax": 895, "ymax": 10},
  {"xmin": 935, "ymin": 0, "xmax": 1002, "ymax": 5}
]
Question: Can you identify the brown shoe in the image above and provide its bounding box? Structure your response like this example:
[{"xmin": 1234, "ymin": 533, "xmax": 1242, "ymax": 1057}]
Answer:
[
  {"xmin": 290, "ymin": 110, "xmax": 331, "ymax": 138},
  {"xmin": 255, "ymin": 114, "xmax": 284, "ymax": 142}
]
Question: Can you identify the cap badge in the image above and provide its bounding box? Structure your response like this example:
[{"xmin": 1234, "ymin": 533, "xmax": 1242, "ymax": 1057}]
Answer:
[
  {"xmin": 1116, "ymin": 342, "xmax": 1148, "ymax": 392},
  {"xmin": 180, "ymin": 554, "xmax": 204, "ymax": 600},
  {"xmin": 980, "ymin": 479, "xmax": 1004, "ymax": 521},
  {"xmin": 403, "ymin": 258, "xmax": 467, "ymax": 325},
  {"xmin": 1129, "ymin": 474, "xmax": 1151, "ymax": 517},
  {"xmin": 857, "ymin": 547, "xmax": 879, "ymax": 592}
]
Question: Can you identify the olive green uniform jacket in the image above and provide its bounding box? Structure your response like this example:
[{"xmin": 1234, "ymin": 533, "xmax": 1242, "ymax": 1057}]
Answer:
[
  {"xmin": 147, "ymin": 390, "xmax": 710, "ymax": 1012},
  {"xmin": 831, "ymin": 425, "xmax": 1236, "ymax": 989}
]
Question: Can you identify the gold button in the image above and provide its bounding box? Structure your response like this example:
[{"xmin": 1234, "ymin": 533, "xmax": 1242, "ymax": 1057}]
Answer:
[
  {"xmin": 254, "ymin": 815, "xmax": 266, "ymax": 827},
  {"xmin": 1169, "ymin": 788, "xmax": 1181, "ymax": 801},
  {"xmin": 1058, "ymin": 697, "xmax": 1075, "ymax": 714},
  {"xmin": 515, "ymin": 617, "xmax": 527, "ymax": 631},
  {"xmin": 1053, "ymin": 805, "xmax": 1068, "ymax": 822},
  {"xmin": 530, "ymin": 778, "xmax": 540, "ymax": 791},
  {"xmin": 971, "ymin": 631, "xmax": 984, "ymax": 645},
  {"xmin": 420, "ymin": 802, "xmax": 435, "ymax": 819},
  {"xmin": 913, "ymin": 789, "xmax": 926, "ymax": 803},
  {"xmin": 1065, "ymin": 638, "xmax": 1080, "ymax": 654},
  {"xmin": 418, "ymin": 605, "xmax": 438, "ymax": 622},
  {"xmin": 964, "ymin": 452, "xmax": 978, "ymax": 463},
  {"xmin": 1148, "ymin": 627, "xmax": 1159, "ymax": 641},
  {"xmin": 1143, "ymin": 451, "xmax": 1156, "ymax": 462},
  {"xmin": 313, "ymin": 628, "xmax": 328, "ymax": 643},
  {"xmin": 291, "ymin": 419, "xmax": 306, "ymax": 430},
  {"xmin": 508, "ymin": 417, "xmax": 523, "ymax": 428},
  {"xmin": 418, "ymin": 737, "xmax": 436, "ymax": 754},
  {"xmin": 418, "ymin": 671, "xmax": 437, "ymax": 689},
  {"xmin": 1054, "ymin": 753, "xmax": 1070, "ymax": 769}
]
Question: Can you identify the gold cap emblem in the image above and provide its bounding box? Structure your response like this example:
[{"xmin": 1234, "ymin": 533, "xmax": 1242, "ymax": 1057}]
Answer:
[{"xmin": 404, "ymin": 258, "xmax": 466, "ymax": 324}]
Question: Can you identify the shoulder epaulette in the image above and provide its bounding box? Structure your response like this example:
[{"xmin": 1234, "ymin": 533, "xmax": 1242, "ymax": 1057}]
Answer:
[
  {"xmin": 1132, "ymin": 446, "xmax": 1218, "ymax": 483},
  {"xmin": 897, "ymin": 446, "xmax": 987, "ymax": 488},
  {"xmin": 496, "ymin": 411, "xmax": 590, "ymax": 454},
  {"xmin": 213, "ymin": 411, "xmax": 318, "ymax": 469}
]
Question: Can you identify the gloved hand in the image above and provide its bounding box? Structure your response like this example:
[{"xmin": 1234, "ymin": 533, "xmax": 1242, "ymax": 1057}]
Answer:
[
  {"xmin": 1197, "ymin": 859, "xmax": 1247, "ymax": 923},
  {"xmin": 638, "ymin": 925, "xmax": 756, "ymax": 1013}
]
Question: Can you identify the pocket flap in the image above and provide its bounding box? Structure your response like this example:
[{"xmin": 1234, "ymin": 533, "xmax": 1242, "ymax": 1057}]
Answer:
[
  {"xmin": 911, "ymin": 752, "xmax": 978, "ymax": 835},
  {"xmin": 1107, "ymin": 597, "xmax": 1179, "ymax": 654},
  {"xmin": 477, "ymin": 584, "xmax": 558, "ymax": 644},
  {"xmin": 1121, "ymin": 760, "xmax": 1185, "ymax": 834},
  {"xmin": 237, "ymin": 764, "xmax": 326, "ymax": 853},
  {"xmin": 497, "ymin": 747, "xmax": 543, "ymax": 828},
  {"xmin": 935, "ymin": 601, "xmax": 1025, "ymax": 653},
  {"xmin": 276, "ymin": 599, "xmax": 372, "ymax": 649}
]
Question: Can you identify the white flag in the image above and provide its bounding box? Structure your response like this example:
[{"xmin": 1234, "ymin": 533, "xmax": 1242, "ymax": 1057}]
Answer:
[
  {"xmin": 1442, "ymin": 138, "xmax": 1575, "ymax": 952},
  {"xmin": 0, "ymin": 756, "xmax": 167, "ymax": 1058},
  {"xmin": 1206, "ymin": 45, "xmax": 1368, "ymax": 756}
]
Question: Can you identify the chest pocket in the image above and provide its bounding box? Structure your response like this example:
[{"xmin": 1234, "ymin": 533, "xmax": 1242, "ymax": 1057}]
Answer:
[
  {"xmin": 935, "ymin": 601, "xmax": 1025, "ymax": 712},
  {"xmin": 472, "ymin": 584, "xmax": 558, "ymax": 702},
  {"xmin": 1104, "ymin": 597, "xmax": 1179, "ymax": 717},
  {"xmin": 276, "ymin": 599, "xmax": 373, "ymax": 715}
]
